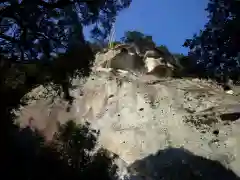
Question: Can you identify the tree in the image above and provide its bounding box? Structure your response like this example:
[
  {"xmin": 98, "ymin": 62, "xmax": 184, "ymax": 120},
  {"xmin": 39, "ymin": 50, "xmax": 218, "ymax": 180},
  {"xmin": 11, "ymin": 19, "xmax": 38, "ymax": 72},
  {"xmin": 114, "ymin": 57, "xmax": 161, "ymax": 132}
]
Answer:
[
  {"xmin": 0, "ymin": 0, "xmax": 133, "ymax": 119},
  {"xmin": 7, "ymin": 120, "xmax": 119, "ymax": 180},
  {"xmin": 1, "ymin": 1, "xmax": 132, "ymax": 178},
  {"xmin": 174, "ymin": 54, "xmax": 199, "ymax": 77},
  {"xmin": 121, "ymin": 30, "xmax": 156, "ymax": 53},
  {"xmin": 156, "ymin": 45, "xmax": 170, "ymax": 53},
  {"xmin": 0, "ymin": 0, "xmax": 132, "ymax": 100},
  {"xmin": 183, "ymin": 0, "xmax": 240, "ymax": 82},
  {"xmin": 0, "ymin": 0, "xmax": 131, "ymax": 60}
]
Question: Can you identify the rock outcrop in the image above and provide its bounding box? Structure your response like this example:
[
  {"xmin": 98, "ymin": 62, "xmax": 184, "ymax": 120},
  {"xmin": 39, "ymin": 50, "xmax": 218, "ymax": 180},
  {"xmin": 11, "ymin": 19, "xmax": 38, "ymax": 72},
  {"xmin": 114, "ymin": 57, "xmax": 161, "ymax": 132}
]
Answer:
[{"xmin": 14, "ymin": 44, "xmax": 240, "ymax": 179}]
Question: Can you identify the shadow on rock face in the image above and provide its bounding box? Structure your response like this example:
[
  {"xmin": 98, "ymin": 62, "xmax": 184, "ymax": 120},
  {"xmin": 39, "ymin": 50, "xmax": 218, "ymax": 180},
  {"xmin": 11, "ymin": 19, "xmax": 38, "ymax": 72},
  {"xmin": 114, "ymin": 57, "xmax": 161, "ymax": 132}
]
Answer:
[{"xmin": 128, "ymin": 147, "xmax": 240, "ymax": 180}]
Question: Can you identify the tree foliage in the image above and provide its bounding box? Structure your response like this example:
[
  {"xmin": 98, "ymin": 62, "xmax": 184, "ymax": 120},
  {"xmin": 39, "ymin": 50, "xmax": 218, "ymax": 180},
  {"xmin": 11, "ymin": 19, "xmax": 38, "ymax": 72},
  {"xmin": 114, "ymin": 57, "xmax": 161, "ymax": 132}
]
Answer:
[
  {"xmin": 7, "ymin": 120, "xmax": 118, "ymax": 180},
  {"xmin": 1, "ymin": 1, "xmax": 132, "ymax": 178},
  {"xmin": 183, "ymin": 0, "xmax": 240, "ymax": 81},
  {"xmin": 0, "ymin": 0, "xmax": 132, "ymax": 100},
  {"xmin": 0, "ymin": 0, "xmax": 131, "ymax": 61},
  {"xmin": 156, "ymin": 44, "xmax": 168, "ymax": 52},
  {"xmin": 121, "ymin": 30, "xmax": 156, "ymax": 53}
]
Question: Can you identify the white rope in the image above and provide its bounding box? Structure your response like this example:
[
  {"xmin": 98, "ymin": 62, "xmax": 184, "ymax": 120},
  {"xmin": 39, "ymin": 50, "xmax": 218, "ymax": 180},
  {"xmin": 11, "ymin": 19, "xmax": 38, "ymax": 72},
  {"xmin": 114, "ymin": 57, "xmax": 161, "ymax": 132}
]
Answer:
[
  {"xmin": 108, "ymin": 22, "xmax": 116, "ymax": 49},
  {"xmin": 105, "ymin": 22, "xmax": 116, "ymax": 68}
]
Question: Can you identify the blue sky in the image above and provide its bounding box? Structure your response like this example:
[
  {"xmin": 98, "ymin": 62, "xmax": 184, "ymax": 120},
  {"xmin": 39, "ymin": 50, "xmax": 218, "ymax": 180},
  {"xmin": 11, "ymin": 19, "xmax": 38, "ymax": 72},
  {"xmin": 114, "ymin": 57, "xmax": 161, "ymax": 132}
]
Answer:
[{"xmin": 84, "ymin": 0, "xmax": 209, "ymax": 55}]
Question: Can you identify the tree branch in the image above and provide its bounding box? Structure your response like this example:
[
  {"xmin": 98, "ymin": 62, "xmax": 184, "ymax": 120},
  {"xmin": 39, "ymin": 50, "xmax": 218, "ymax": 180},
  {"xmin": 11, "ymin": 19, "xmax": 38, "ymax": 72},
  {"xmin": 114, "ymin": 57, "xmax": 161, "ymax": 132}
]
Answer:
[
  {"xmin": 0, "ymin": 33, "xmax": 19, "ymax": 43},
  {"xmin": 39, "ymin": 0, "xmax": 76, "ymax": 9}
]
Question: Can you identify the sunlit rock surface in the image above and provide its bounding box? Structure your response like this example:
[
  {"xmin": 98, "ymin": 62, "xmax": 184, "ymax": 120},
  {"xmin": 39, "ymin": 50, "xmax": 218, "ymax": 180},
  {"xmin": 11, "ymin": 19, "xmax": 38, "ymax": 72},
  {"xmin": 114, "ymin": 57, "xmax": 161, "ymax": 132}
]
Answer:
[{"xmin": 14, "ymin": 46, "xmax": 240, "ymax": 179}]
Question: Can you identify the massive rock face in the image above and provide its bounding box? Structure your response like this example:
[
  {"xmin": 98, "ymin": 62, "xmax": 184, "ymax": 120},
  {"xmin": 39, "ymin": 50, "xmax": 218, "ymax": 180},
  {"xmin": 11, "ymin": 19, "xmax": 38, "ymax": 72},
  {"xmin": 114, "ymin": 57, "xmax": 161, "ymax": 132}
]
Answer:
[{"xmin": 14, "ymin": 45, "xmax": 240, "ymax": 179}]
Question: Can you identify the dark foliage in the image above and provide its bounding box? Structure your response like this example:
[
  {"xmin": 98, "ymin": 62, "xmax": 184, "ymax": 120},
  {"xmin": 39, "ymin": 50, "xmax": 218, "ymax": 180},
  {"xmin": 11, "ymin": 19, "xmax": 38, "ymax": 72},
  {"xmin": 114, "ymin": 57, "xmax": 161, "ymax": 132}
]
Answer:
[
  {"xmin": 0, "ymin": 0, "xmax": 132, "ymax": 61},
  {"xmin": 0, "ymin": 0, "xmax": 132, "ymax": 100},
  {"xmin": 121, "ymin": 30, "xmax": 156, "ymax": 53},
  {"xmin": 5, "ymin": 120, "xmax": 118, "ymax": 180},
  {"xmin": 0, "ymin": 1, "xmax": 132, "ymax": 179},
  {"xmin": 183, "ymin": 0, "xmax": 240, "ymax": 82}
]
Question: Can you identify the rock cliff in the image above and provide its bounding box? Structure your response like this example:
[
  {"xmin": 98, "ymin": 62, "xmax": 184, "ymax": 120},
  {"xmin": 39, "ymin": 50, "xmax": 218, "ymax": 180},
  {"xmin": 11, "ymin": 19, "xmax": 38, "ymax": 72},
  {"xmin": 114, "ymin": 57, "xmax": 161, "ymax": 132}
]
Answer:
[{"xmin": 14, "ymin": 45, "xmax": 240, "ymax": 179}]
